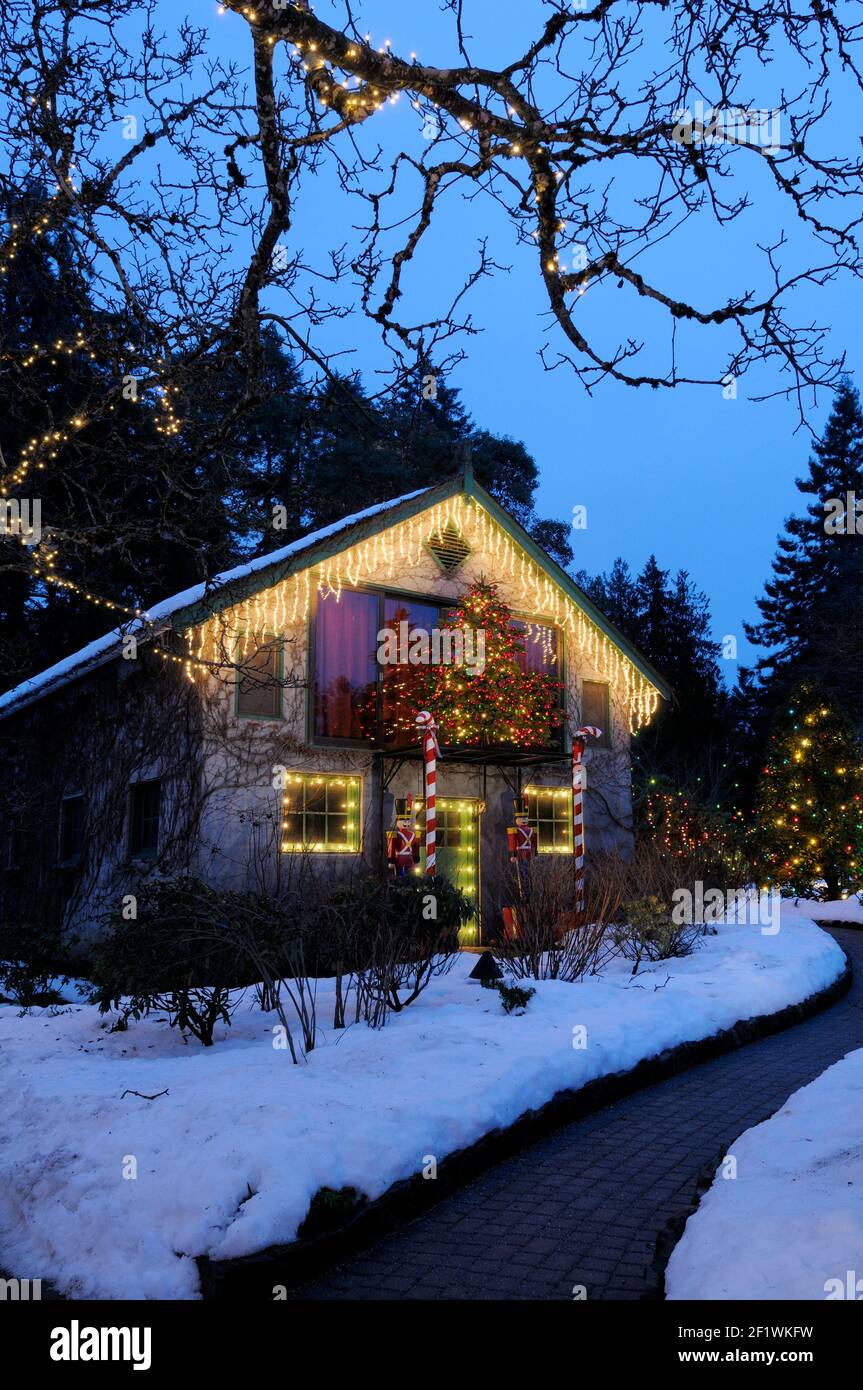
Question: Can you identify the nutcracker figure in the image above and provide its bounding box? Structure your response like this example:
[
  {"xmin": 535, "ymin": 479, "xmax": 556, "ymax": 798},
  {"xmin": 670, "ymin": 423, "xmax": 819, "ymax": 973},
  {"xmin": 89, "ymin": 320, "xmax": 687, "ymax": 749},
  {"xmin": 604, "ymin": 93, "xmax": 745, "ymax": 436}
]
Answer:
[
  {"xmin": 502, "ymin": 797, "xmax": 537, "ymax": 939},
  {"xmin": 507, "ymin": 798, "xmax": 537, "ymax": 862},
  {"xmin": 386, "ymin": 795, "xmax": 420, "ymax": 877}
]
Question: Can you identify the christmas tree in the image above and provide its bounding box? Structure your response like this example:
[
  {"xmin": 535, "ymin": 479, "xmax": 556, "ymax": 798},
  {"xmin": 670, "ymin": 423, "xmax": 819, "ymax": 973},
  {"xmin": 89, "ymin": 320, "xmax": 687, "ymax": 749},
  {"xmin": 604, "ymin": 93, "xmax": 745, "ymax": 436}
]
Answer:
[
  {"xmin": 753, "ymin": 684, "xmax": 863, "ymax": 899},
  {"xmin": 392, "ymin": 580, "xmax": 563, "ymax": 748}
]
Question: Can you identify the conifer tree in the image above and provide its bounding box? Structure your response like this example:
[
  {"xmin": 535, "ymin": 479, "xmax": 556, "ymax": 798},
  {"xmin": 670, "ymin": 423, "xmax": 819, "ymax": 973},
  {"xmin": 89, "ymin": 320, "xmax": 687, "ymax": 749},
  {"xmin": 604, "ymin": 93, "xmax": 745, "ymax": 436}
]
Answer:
[
  {"xmin": 400, "ymin": 581, "xmax": 563, "ymax": 748},
  {"xmin": 746, "ymin": 380, "xmax": 863, "ymax": 721},
  {"xmin": 753, "ymin": 683, "xmax": 863, "ymax": 899}
]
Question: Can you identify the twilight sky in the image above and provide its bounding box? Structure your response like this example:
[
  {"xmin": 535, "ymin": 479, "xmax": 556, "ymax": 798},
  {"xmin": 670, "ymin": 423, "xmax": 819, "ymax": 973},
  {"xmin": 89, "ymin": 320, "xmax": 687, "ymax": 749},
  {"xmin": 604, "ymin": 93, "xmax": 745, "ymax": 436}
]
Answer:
[{"xmin": 188, "ymin": 1, "xmax": 861, "ymax": 672}]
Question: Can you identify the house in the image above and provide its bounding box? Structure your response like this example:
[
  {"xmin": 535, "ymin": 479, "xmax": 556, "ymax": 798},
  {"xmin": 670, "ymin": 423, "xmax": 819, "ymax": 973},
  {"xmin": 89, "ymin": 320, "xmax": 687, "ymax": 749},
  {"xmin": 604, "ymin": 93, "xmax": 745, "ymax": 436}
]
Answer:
[{"xmin": 0, "ymin": 464, "xmax": 670, "ymax": 944}]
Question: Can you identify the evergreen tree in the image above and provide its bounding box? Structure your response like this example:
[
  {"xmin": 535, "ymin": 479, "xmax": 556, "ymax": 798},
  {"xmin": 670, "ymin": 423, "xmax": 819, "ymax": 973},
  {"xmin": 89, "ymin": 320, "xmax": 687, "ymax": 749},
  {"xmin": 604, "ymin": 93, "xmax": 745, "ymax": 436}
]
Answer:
[
  {"xmin": 746, "ymin": 380, "xmax": 863, "ymax": 722},
  {"xmin": 391, "ymin": 581, "xmax": 564, "ymax": 748},
  {"xmin": 753, "ymin": 683, "xmax": 863, "ymax": 899},
  {"xmin": 575, "ymin": 554, "xmax": 733, "ymax": 803}
]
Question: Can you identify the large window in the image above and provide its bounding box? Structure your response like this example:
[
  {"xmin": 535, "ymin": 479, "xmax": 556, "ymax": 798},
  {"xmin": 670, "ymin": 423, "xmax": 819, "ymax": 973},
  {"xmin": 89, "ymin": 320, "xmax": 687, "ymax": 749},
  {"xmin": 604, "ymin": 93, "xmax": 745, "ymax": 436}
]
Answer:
[
  {"xmin": 59, "ymin": 796, "xmax": 84, "ymax": 864},
  {"xmin": 236, "ymin": 637, "xmax": 282, "ymax": 719},
  {"xmin": 129, "ymin": 780, "xmax": 161, "ymax": 858},
  {"xmin": 525, "ymin": 786, "xmax": 572, "ymax": 854},
  {"xmin": 380, "ymin": 595, "xmax": 441, "ymax": 742},
  {"xmin": 312, "ymin": 587, "xmax": 562, "ymax": 749},
  {"xmin": 281, "ymin": 773, "xmax": 361, "ymax": 852},
  {"xmin": 581, "ymin": 680, "xmax": 611, "ymax": 746},
  {"xmin": 313, "ymin": 589, "xmax": 378, "ymax": 740}
]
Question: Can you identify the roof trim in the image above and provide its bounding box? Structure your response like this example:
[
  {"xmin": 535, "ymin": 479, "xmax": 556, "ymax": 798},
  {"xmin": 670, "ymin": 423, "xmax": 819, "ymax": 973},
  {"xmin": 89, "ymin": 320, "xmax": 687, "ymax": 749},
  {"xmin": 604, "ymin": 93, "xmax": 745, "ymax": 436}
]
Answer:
[{"xmin": 0, "ymin": 472, "xmax": 671, "ymax": 719}]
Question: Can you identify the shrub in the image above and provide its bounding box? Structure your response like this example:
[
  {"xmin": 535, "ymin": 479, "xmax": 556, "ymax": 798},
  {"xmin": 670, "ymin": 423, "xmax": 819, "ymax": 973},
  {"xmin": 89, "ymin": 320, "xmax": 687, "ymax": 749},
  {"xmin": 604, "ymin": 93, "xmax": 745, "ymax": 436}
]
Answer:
[
  {"xmin": 298, "ymin": 1186, "xmax": 367, "ymax": 1239},
  {"xmin": 0, "ymin": 919, "xmax": 75, "ymax": 1009},
  {"xmin": 613, "ymin": 893, "xmax": 702, "ymax": 975},
  {"xmin": 92, "ymin": 878, "xmax": 255, "ymax": 1045},
  {"xmin": 495, "ymin": 980, "xmax": 535, "ymax": 1014},
  {"xmin": 489, "ymin": 855, "xmax": 620, "ymax": 982},
  {"xmin": 325, "ymin": 872, "xmax": 470, "ymax": 1027}
]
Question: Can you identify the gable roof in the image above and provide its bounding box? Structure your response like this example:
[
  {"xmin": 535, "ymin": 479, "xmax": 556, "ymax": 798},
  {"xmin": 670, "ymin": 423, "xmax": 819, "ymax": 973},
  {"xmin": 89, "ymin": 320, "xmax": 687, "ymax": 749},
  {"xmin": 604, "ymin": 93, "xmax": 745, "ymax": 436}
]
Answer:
[{"xmin": 0, "ymin": 472, "xmax": 671, "ymax": 719}]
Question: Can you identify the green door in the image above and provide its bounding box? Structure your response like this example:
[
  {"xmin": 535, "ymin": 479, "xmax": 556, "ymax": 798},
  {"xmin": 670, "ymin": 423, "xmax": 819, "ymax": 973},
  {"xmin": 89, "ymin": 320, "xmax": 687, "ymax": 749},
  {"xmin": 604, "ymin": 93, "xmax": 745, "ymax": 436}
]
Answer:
[{"xmin": 418, "ymin": 797, "xmax": 481, "ymax": 945}]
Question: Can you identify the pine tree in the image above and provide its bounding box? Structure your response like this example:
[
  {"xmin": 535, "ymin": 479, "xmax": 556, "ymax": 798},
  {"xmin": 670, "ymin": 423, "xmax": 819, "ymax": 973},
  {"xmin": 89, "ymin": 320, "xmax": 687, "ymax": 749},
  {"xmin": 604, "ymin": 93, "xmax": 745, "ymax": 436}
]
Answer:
[
  {"xmin": 402, "ymin": 580, "xmax": 563, "ymax": 748},
  {"xmin": 753, "ymin": 683, "xmax": 863, "ymax": 899},
  {"xmin": 576, "ymin": 554, "xmax": 733, "ymax": 804},
  {"xmin": 746, "ymin": 380, "xmax": 863, "ymax": 721}
]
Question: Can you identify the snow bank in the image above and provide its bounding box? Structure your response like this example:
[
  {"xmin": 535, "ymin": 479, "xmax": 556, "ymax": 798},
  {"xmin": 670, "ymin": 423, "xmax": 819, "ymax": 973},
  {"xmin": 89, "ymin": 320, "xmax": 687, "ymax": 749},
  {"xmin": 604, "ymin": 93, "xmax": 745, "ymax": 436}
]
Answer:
[
  {"xmin": 0, "ymin": 916, "xmax": 844, "ymax": 1300},
  {"xmin": 666, "ymin": 1045, "xmax": 863, "ymax": 1300},
  {"xmin": 781, "ymin": 895, "xmax": 863, "ymax": 926}
]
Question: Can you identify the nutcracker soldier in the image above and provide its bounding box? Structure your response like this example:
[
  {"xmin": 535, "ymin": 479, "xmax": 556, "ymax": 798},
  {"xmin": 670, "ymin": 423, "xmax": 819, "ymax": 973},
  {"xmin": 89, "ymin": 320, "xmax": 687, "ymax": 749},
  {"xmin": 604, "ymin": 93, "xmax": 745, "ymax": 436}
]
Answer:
[
  {"xmin": 502, "ymin": 797, "xmax": 537, "ymax": 938},
  {"xmin": 508, "ymin": 797, "xmax": 538, "ymax": 862},
  {"xmin": 386, "ymin": 795, "xmax": 420, "ymax": 878}
]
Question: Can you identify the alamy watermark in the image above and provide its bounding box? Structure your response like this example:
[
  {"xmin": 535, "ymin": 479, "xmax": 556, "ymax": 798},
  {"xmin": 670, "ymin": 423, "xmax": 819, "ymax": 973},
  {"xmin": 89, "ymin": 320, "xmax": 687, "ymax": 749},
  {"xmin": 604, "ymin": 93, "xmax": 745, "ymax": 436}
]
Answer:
[
  {"xmin": 671, "ymin": 101, "xmax": 781, "ymax": 155},
  {"xmin": 1, "ymin": 497, "xmax": 41, "ymax": 545},
  {"xmin": 672, "ymin": 882, "xmax": 781, "ymax": 935},
  {"xmin": 376, "ymin": 621, "xmax": 486, "ymax": 674},
  {"xmin": 824, "ymin": 492, "xmax": 863, "ymax": 535}
]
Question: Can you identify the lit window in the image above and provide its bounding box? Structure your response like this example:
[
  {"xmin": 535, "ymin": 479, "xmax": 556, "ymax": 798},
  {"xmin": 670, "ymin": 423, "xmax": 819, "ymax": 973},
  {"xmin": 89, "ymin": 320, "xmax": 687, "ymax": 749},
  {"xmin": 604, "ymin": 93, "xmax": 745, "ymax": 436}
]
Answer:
[
  {"xmin": 525, "ymin": 786, "xmax": 572, "ymax": 854},
  {"xmin": 313, "ymin": 590, "xmax": 377, "ymax": 740},
  {"xmin": 281, "ymin": 774, "xmax": 361, "ymax": 852},
  {"xmin": 513, "ymin": 620, "xmax": 559, "ymax": 674},
  {"xmin": 581, "ymin": 680, "xmax": 611, "ymax": 746}
]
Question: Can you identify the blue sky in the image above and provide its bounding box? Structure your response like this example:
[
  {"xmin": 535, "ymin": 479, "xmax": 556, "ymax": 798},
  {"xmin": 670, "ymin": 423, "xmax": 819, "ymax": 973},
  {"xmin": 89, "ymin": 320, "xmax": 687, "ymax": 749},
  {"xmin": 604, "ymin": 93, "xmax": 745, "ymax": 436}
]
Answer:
[{"xmin": 194, "ymin": 1, "xmax": 862, "ymax": 673}]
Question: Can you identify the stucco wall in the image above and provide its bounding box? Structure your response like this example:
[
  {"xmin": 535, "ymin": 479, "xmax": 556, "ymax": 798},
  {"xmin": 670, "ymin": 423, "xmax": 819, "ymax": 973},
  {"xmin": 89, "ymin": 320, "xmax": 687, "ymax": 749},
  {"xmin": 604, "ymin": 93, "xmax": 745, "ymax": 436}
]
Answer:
[{"xmin": 191, "ymin": 507, "xmax": 636, "ymax": 936}]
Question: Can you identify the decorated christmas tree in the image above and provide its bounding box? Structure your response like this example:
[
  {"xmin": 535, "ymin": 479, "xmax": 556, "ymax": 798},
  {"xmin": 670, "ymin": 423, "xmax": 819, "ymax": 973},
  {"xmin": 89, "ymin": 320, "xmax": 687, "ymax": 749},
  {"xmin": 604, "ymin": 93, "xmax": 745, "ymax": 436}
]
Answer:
[
  {"xmin": 390, "ymin": 580, "xmax": 563, "ymax": 748},
  {"xmin": 753, "ymin": 684, "xmax": 863, "ymax": 899}
]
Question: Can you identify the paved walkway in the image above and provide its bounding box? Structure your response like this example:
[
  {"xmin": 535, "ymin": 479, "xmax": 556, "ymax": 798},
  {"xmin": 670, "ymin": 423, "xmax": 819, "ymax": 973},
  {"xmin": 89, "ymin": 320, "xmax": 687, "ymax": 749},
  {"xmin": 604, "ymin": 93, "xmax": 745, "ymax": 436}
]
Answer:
[{"xmin": 294, "ymin": 927, "xmax": 863, "ymax": 1300}]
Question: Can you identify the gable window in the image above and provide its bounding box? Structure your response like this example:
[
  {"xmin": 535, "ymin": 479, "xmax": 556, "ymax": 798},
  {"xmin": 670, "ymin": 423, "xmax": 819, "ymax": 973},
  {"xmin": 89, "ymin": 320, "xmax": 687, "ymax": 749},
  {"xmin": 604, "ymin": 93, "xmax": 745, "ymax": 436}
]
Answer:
[
  {"xmin": 281, "ymin": 773, "xmax": 361, "ymax": 852},
  {"xmin": 59, "ymin": 795, "xmax": 84, "ymax": 864},
  {"xmin": 236, "ymin": 636, "xmax": 283, "ymax": 719},
  {"xmin": 313, "ymin": 590, "xmax": 378, "ymax": 740},
  {"xmin": 524, "ymin": 786, "xmax": 572, "ymax": 854},
  {"xmin": 514, "ymin": 620, "xmax": 559, "ymax": 675},
  {"xmin": 581, "ymin": 680, "xmax": 611, "ymax": 747},
  {"xmin": 129, "ymin": 779, "xmax": 161, "ymax": 858}
]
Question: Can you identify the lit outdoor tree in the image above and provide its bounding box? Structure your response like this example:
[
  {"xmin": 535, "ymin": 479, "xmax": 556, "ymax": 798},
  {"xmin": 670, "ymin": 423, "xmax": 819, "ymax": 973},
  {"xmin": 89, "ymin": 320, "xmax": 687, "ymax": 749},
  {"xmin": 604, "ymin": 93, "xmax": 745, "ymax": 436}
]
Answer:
[{"xmin": 753, "ymin": 684, "xmax": 863, "ymax": 899}]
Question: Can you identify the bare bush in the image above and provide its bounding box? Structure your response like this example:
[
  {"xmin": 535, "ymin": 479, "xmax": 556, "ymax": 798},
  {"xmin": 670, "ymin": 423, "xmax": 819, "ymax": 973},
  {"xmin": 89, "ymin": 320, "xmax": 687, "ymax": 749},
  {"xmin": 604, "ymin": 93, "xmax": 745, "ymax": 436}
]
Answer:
[{"xmin": 490, "ymin": 856, "xmax": 620, "ymax": 982}]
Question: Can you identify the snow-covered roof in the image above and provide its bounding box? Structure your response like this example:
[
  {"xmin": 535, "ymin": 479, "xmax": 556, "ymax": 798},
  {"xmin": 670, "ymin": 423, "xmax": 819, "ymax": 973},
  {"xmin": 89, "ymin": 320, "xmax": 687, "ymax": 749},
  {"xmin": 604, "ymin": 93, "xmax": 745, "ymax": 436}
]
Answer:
[{"xmin": 0, "ymin": 485, "xmax": 433, "ymax": 720}]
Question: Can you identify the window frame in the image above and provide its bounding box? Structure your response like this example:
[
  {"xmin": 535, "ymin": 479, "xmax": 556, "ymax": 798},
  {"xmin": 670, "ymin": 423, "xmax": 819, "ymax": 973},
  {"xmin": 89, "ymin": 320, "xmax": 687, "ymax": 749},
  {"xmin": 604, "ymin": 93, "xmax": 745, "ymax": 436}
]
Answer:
[
  {"xmin": 58, "ymin": 793, "xmax": 85, "ymax": 867},
  {"xmin": 309, "ymin": 582, "xmax": 564, "ymax": 751},
  {"xmin": 234, "ymin": 630, "xmax": 285, "ymax": 722},
  {"xmin": 524, "ymin": 785, "xmax": 574, "ymax": 855},
  {"xmin": 580, "ymin": 679, "xmax": 612, "ymax": 748},
  {"xmin": 280, "ymin": 772, "xmax": 362, "ymax": 854},
  {"xmin": 128, "ymin": 778, "xmax": 162, "ymax": 860}
]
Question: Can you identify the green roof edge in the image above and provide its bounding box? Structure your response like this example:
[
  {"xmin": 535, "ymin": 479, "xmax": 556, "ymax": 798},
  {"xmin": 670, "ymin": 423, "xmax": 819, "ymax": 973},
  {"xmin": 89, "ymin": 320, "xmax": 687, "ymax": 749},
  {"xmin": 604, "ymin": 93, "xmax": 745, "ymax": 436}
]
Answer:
[{"xmin": 173, "ymin": 467, "xmax": 672, "ymax": 701}]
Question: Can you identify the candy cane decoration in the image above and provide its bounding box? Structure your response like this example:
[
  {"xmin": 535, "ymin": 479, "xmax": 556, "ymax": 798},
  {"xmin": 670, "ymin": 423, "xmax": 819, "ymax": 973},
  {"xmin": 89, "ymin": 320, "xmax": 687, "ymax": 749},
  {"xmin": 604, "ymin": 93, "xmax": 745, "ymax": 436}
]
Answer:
[
  {"xmin": 572, "ymin": 725, "xmax": 603, "ymax": 913},
  {"xmin": 416, "ymin": 711, "xmax": 441, "ymax": 876}
]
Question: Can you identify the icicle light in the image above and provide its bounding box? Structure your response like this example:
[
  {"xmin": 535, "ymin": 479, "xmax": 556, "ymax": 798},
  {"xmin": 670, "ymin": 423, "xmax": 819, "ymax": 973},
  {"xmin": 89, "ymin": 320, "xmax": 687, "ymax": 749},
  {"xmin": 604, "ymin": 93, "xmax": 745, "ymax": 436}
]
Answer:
[{"xmin": 185, "ymin": 496, "xmax": 662, "ymax": 732}]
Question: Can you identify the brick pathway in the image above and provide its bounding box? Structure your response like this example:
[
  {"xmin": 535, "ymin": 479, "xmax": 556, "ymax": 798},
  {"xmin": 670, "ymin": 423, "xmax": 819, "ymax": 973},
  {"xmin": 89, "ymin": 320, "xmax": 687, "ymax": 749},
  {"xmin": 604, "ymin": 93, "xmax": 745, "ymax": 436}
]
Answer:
[{"xmin": 294, "ymin": 927, "xmax": 863, "ymax": 1300}]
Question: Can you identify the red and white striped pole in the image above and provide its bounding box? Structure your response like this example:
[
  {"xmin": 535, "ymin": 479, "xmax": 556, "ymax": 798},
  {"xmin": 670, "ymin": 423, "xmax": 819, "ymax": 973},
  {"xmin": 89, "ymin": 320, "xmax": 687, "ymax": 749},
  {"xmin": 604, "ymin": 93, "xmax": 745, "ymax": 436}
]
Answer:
[
  {"xmin": 416, "ymin": 710, "xmax": 441, "ymax": 876},
  {"xmin": 572, "ymin": 725, "xmax": 603, "ymax": 913}
]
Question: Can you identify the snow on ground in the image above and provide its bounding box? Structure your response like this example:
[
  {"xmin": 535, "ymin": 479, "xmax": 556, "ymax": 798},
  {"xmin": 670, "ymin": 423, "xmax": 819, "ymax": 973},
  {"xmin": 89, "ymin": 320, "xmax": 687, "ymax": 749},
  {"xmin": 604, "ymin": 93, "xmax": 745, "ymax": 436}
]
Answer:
[
  {"xmin": 0, "ymin": 915, "xmax": 845, "ymax": 1300},
  {"xmin": 666, "ymin": 1045, "xmax": 863, "ymax": 1301},
  {"xmin": 781, "ymin": 894, "xmax": 863, "ymax": 925}
]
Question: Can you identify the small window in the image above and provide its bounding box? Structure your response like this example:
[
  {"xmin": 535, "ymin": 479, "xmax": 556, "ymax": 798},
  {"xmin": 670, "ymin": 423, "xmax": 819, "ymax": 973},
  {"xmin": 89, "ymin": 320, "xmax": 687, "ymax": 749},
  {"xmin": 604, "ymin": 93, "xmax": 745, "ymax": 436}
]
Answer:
[
  {"xmin": 525, "ymin": 787, "xmax": 573, "ymax": 854},
  {"xmin": 129, "ymin": 780, "xmax": 161, "ymax": 858},
  {"xmin": 513, "ymin": 620, "xmax": 559, "ymax": 674},
  {"xmin": 236, "ymin": 636, "xmax": 283, "ymax": 719},
  {"xmin": 581, "ymin": 680, "xmax": 611, "ymax": 747},
  {"xmin": 281, "ymin": 774, "xmax": 361, "ymax": 853},
  {"xmin": 59, "ymin": 796, "xmax": 84, "ymax": 864}
]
